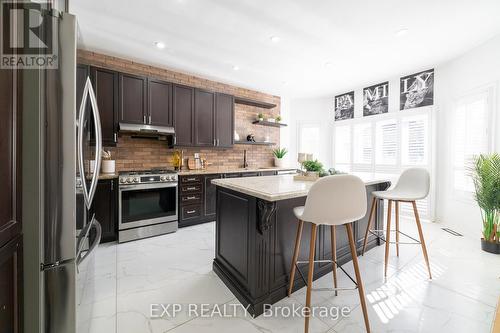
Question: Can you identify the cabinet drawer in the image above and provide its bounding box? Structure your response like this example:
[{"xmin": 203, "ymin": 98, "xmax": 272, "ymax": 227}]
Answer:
[
  {"xmin": 181, "ymin": 194, "xmax": 202, "ymax": 204},
  {"xmin": 181, "ymin": 205, "xmax": 202, "ymax": 220},
  {"xmin": 181, "ymin": 184, "xmax": 202, "ymax": 193},
  {"xmin": 181, "ymin": 175, "xmax": 202, "ymax": 183}
]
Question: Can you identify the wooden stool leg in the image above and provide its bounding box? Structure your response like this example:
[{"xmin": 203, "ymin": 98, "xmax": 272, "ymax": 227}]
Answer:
[
  {"xmin": 330, "ymin": 225, "xmax": 338, "ymax": 296},
  {"xmin": 288, "ymin": 220, "xmax": 304, "ymax": 296},
  {"xmin": 362, "ymin": 197, "xmax": 377, "ymax": 255},
  {"xmin": 304, "ymin": 223, "xmax": 318, "ymax": 333},
  {"xmin": 412, "ymin": 201, "xmax": 432, "ymax": 279},
  {"xmin": 384, "ymin": 200, "xmax": 393, "ymax": 278},
  {"xmin": 395, "ymin": 201, "xmax": 400, "ymax": 257},
  {"xmin": 346, "ymin": 223, "xmax": 371, "ymax": 333}
]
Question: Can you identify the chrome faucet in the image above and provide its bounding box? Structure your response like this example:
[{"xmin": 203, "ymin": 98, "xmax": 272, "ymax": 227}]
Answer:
[{"xmin": 243, "ymin": 149, "xmax": 249, "ymax": 168}]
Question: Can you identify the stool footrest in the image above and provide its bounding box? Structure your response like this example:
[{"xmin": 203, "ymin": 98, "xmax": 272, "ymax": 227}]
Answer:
[
  {"xmin": 294, "ymin": 259, "xmax": 358, "ymax": 292},
  {"xmin": 368, "ymin": 229, "xmax": 421, "ymax": 245}
]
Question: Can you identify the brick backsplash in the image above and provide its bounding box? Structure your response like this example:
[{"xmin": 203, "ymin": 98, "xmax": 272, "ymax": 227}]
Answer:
[{"xmin": 78, "ymin": 50, "xmax": 281, "ymax": 171}]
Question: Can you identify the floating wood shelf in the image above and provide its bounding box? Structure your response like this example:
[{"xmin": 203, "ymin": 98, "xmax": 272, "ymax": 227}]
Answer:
[
  {"xmin": 234, "ymin": 141, "xmax": 275, "ymax": 146},
  {"xmin": 234, "ymin": 97, "xmax": 277, "ymax": 109},
  {"xmin": 252, "ymin": 120, "xmax": 288, "ymax": 127}
]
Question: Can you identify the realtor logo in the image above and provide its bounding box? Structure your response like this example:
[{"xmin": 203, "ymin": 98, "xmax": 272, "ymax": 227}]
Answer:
[{"xmin": 1, "ymin": 1, "xmax": 58, "ymax": 68}]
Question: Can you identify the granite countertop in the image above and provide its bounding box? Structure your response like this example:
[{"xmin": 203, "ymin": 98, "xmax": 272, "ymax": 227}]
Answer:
[
  {"xmin": 211, "ymin": 173, "xmax": 392, "ymax": 202},
  {"xmin": 177, "ymin": 167, "xmax": 297, "ymax": 176}
]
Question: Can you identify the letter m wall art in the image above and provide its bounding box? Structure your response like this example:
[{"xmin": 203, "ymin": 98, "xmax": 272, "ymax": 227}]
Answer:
[
  {"xmin": 363, "ymin": 81, "xmax": 389, "ymax": 116},
  {"xmin": 400, "ymin": 69, "xmax": 434, "ymax": 110}
]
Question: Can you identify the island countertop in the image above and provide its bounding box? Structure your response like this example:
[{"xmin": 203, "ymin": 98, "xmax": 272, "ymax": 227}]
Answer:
[{"xmin": 212, "ymin": 173, "xmax": 392, "ymax": 202}]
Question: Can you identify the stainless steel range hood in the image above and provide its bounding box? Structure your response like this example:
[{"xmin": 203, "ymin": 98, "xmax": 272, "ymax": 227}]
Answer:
[
  {"xmin": 119, "ymin": 123, "xmax": 176, "ymax": 146},
  {"xmin": 119, "ymin": 122, "xmax": 175, "ymax": 135}
]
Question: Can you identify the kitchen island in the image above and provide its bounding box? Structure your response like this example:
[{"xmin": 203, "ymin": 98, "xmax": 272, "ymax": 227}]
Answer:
[{"xmin": 212, "ymin": 174, "xmax": 391, "ymax": 316}]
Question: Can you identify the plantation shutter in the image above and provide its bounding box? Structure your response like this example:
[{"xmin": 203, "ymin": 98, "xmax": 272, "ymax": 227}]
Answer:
[
  {"xmin": 453, "ymin": 92, "xmax": 490, "ymax": 193},
  {"xmin": 375, "ymin": 119, "xmax": 398, "ymax": 166}
]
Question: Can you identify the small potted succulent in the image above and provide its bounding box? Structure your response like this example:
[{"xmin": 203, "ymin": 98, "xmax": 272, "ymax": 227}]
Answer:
[
  {"xmin": 257, "ymin": 113, "xmax": 264, "ymax": 121},
  {"xmin": 301, "ymin": 159, "xmax": 323, "ymax": 177},
  {"xmin": 276, "ymin": 115, "xmax": 282, "ymax": 123},
  {"xmin": 272, "ymin": 147, "xmax": 288, "ymax": 167},
  {"xmin": 470, "ymin": 153, "xmax": 500, "ymax": 254}
]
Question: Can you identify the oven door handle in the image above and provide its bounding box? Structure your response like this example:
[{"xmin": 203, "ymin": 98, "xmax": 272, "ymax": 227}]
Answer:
[{"xmin": 119, "ymin": 182, "xmax": 178, "ymax": 191}]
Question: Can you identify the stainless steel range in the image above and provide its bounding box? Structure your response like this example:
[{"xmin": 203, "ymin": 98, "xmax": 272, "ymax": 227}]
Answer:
[{"xmin": 118, "ymin": 169, "xmax": 178, "ymax": 243}]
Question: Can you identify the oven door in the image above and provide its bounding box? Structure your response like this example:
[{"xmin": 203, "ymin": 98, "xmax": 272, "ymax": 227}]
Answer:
[{"xmin": 119, "ymin": 183, "xmax": 178, "ymax": 230}]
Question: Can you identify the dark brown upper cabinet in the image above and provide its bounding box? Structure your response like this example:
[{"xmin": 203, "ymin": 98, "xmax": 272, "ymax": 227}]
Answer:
[
  {"xmin": 215, "ymin": 93, "xmax": 234, "ymax": 147},
  {"xmin": 194, "ymin": 89, "xmax": 215, "ymax": 146},
  {"xmin": 173, "ymin": 85, "xmax": 194, "ymax": 146},
  {"xmin": 119, "ymin": 72, "xmax": 148, "ymax": 125},
  {"xmin": 90, "ymin": 67, "xmax": 119, "ymax": 146},
  {"xmin": 148, "ymin": 78, "xmax": 172, "ymax": 127}
]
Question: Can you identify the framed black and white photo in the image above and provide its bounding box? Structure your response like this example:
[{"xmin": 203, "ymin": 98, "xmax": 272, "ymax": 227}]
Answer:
[
  {"xmin": 363, "ymin": 81, "xmax": 389, "ymax": 116},
  {"xmin": 400, "ymin": 69, "xmax": 434, "ymax": 110},
  {"xmin": 334, "ymin": 91, "xmax": 354, "ymax": 121}
]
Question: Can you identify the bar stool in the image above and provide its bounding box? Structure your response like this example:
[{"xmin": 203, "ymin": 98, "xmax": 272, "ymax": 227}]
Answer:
[
  {"xmin": 288, "ymin": 175, "xmax": 371, "ymax": 333},
  {"xmin": 361, "ymin": 168, "xmax": 432, "ymax": 279}
]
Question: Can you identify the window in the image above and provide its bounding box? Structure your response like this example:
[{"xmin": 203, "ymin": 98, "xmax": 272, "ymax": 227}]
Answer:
[
  {"xmin": 298, "ymin": 122, "xmax": 321, "ymax": 162},
  {"xmin": 333, "ymin": 107, "xmax": 433, "ymax": 220},
  {"xmin": 453, "ymin": 89, "xmax": 493, "ymax": 194}
]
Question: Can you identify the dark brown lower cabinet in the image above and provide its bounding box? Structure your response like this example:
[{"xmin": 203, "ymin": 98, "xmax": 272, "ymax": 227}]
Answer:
[
  {"xmin": 179, "ymin": 174, "xmax": 221, "ymax": 227},
  {"xmin": 91, "ymin": 179, "xmax": 118, "ymax": 243},
  {"xmin": 178, "ymin": 171, "xmax": 279, "ymax": 228},
  {"xmin": 0, "ymin": 234, "xmax": 23, "ymax": 333}
]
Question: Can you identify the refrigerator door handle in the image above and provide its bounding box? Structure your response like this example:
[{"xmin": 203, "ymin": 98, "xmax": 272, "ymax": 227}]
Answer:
[
  {"xmin": 76, "ymin": 217, "xmax": 102, "ymax": 267},
  {"xmin": 77, "ymin": 77, "xmax": 103, "ymax": 209}
]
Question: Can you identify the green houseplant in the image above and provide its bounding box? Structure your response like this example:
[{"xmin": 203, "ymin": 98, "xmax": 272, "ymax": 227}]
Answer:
[
  {"xmin": 302, "ymin": 159, "xmax": 323, "ymax": 176},
  {"xmin": 470, "ymin": 153, "xmax": 500, "ymax": 253},
  {"xmin": 257, "ymin": 113, "xmax": 264, "ymax": 121},
  {"xmin": 272, "ymin": 147, "xmax": 288, "ymax": 167}
]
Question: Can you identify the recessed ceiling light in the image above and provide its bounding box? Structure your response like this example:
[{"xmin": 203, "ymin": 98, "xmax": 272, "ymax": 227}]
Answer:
[
  {"xmin": 232, "ymin": 65, "xmax": 240, "ymax": 71},
  {"xmin": 325, "ymin": 62, "xmax": 333, "ymax": 68},
  {"xmin": 270, "ymin": 36, "xmax": 280, "ymax": 43},
  {"xmin": 396, "ymin": 28, "xmax": 409, "ymax": 37},
  {"xmin": 154, "ymin": 41, "xmax": 166, "ymax": 49}
]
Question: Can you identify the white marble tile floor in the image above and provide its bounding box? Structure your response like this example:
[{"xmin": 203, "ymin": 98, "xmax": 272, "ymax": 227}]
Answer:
[{"xmin": 79, "ymin": 220, "xmax": 500, "ymax": 333}]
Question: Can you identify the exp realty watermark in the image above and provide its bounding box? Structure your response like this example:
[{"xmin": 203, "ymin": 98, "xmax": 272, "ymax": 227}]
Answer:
[
  {"xmin": 1, "ymin": 1, "xmax": 58, "ymax": 69},
  {"xmin": 150, "ymin": 303, "xmax": 351, "ymax": 320}
]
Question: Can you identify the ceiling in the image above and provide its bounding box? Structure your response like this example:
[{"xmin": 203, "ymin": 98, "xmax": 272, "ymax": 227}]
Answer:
[{"xmin": 71, "ymin": 0, "xmax": 500, "ymax": 98}]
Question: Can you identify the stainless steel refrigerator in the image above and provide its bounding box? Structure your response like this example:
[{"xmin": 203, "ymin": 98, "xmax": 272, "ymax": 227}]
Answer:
[{"xmin": 34, "ymin": 10, "xmax": 103, "ymax": 333}]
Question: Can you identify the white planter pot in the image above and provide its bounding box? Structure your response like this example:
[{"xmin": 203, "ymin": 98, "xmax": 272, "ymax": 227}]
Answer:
[
  {"xmin": 102, "ymin": 160, "xmax": 116, "ymax": 174},
  {"xmin": 274, "ymin": 157, "xmax": 284, "ymax": 167}
]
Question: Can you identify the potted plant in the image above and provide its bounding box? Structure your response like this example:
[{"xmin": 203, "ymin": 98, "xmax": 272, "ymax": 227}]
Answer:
[
  {"xmin": 276, "ymin": 115, "xmax": 282, "ymax": 123},
  {"xmin": 302, "ymin": 159, "xmax": 323, "ymax": 177},
  {"xmin": 272, "ymin": 147, "xmax": 288, "ymax": 167},
  {"xmin": 470, "ymin": 153, "xmax": 500, "ymax": 254},
  {"xmin": 257, "ymin": 113, "xmax": 264, "ymax": 121},
  {"xmin": 101, "ymin": 150, "xmax": 115, "ymax": 174}
]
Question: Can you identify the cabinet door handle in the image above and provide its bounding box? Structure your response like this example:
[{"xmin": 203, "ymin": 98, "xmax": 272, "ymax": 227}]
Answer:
[
  {"xmin": 186, "ymin": 177, "xmax": 197, "ymax": 181},
  {"xmin": 143, "ymin": 115, "xmax": 146, "ymax": 124},
  {"xmin": 114, "ymin": 133, "xmax": 117, "ymax": 142},
  {"xmin": 186, "ymin": 196, "xmax": 196, "ymax": 200},
  {"xmin": 110, "ymin": 180, "xmax": 113, "ymax": 190},
  {"xmin": 149, "ymin": 115, "xmax": 152, "ymax": 124},
  {"xmin": 186, "ymin": 187, "xmax": 196, "ymax": 190},
  {"xmin": 186, "ymin": 210, "xmax": 196, "ymax": 214}
]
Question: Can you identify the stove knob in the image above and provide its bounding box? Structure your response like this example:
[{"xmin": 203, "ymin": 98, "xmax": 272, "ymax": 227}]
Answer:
[
  {"xmin": 133, "ymin": 177, "xmax": 139, "ymax": 183},
  {"xmin": 160, "ymin": 176, "xmax": 167, "ymax": 181},
  {"xmin": 119, "ymin": 178, "xmax": 126, "ymax": 184},
  {"xmin": 127, "ymin": 177, "xmax": 132, "ymax": 183}
]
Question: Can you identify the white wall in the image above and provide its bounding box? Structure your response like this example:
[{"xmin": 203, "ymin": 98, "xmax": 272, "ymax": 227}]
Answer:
[
  {"xmin": 286, "ymin": 35, "xmax": 500, "ymax": 237},
  {"xmin": 434, "ymin": 35, "xmax": 500, "ymax": 237}
]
